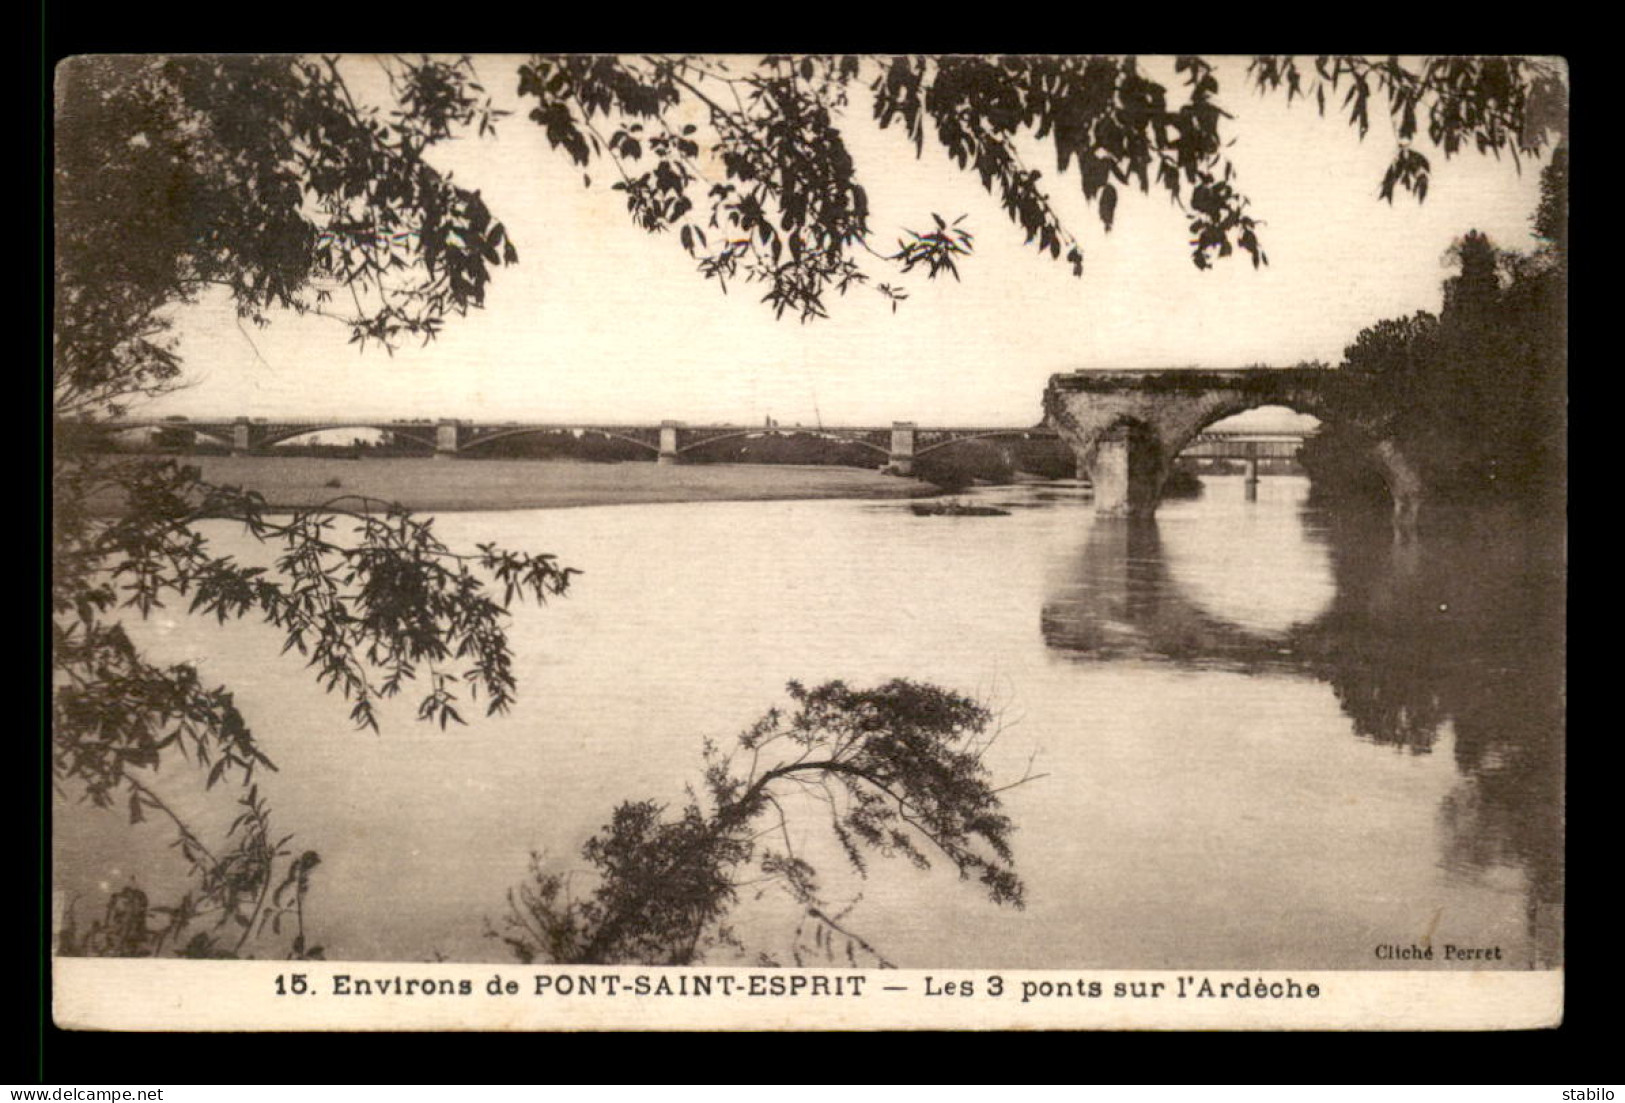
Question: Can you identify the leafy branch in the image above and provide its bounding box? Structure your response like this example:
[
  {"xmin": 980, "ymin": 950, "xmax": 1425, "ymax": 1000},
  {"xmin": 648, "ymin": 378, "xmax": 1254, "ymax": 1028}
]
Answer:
[
  {"xmin": 492, "ymin": 679, "xmax": 1041, "ymax": 966},
  {"xmin": 60, "ymin": 782, "xmax": 324, "ymax": 960},
  {"xmin": 1248, "ymin": 56, "xmax": 1566, "ymax": 206},
  {"xmin": 53, "ymin": 54, "xmax": 522, "ymax": 423},
  {"xmin": 53, "ymin": 447, "xmax": 576, "ymax": 957}
]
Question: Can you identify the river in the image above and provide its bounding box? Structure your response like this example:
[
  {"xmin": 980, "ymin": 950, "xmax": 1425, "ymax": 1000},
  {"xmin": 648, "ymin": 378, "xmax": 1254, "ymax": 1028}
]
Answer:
[{"xmin": 54, "ymin": 474, "xmax": 1564, "ymax": 969}]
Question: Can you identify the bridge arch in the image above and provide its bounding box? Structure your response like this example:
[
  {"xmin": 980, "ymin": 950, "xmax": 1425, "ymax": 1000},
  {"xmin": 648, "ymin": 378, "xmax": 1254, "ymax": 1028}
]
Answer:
[
  {"xmin": 457, "ymin": 427, "xmax": 660, "ymax": 455},
  {"xmin": 673, "ymin": 428, "xmax": 891, "ymax": 459},
  {"xmin": 1044, "ymin": 369, "xmax": 1424, "ymax": 533},
  {"xmin": 107, "ymin": 423, "xmax": 239, "ymax": 450},
  {"xmin": 257, "ymin": 424, "xmax": 438, "ymax": 449},
  {"xmin": 1175, "ymin": 399, "xmax": 1422, "ymax": 530},
  {"xmin": 912, "ymin": 428, "xmax": 1059, "ymax": 458},
  {"xmin": 1162, "ymin": 396, "xmax": 1330, "ymax": 462},
  {"xmin": 97, "ymin": 422, "xmax": 238, "ymax": 451},
  {"xmin": 185, "ymin": 428, "xmax": 238, "ymax": 450}
]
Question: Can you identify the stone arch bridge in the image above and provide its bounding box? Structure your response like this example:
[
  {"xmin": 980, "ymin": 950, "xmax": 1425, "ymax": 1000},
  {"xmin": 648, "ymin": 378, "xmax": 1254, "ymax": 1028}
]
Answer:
[
  {"xmin": 1044, "ymin": 368, "xmax": 1420, "ymax": 527},
  {"xmin": 96, "ymin": 367, "xmax": 1418, "ymax": 526}
]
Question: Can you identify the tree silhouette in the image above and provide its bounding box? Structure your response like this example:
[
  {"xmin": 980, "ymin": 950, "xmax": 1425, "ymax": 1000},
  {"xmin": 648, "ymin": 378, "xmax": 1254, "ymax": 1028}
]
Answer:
[
  {"xmin": 54, "ymin": 54, "xmax": 1567, "ymax": 408},
  {"xmin": 54, "ymin": 58, "xmax": 559, "ymax": 958},
  {"xmin": 1301, "ymin": 151, "xmax": 1567, "ymax": 507},
  {"xmin": 53, "ymin": 53, "xmax": 1566, "ymax": 960},
  {"xmin": 492, "ymin": 680, "xmax": 1030, "ymax": 966},
  {"xmin": 518, "ymin": 54, "xmax": 1565, "ymax": 319}
]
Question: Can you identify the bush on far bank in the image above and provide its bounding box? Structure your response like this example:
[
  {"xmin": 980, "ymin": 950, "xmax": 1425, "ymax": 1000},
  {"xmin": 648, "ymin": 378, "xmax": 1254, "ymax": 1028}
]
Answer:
[
  {"xmin": 913, "ymin": 441, "xmax": 1017, "ymax": 490},
  {"xmin": 1003, "ymin": 437, "xmax": 1076, "ymax": 480},
  {"xmin": 682, "ymin": 431, "xmax": 882, "ymax": 468},
  {"xmin": 1162, "ymin": 467, "xmax": 1203, "ymax": 498},
  {"xmin": 464, "ymin": 431, "xmax": 653, "ymax": 463}
]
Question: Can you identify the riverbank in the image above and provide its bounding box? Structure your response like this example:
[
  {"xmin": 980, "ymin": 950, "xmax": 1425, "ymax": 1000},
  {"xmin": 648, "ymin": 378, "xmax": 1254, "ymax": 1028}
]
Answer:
[{"xmin": 116, "ymin": 455, "xmax": 940, "ymax": 512}]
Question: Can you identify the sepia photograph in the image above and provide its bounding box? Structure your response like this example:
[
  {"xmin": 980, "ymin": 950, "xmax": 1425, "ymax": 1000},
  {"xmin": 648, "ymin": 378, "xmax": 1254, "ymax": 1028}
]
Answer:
[{"xmin": 49, "ymin": 53, "xmax": 1566, "ymax": 1031}]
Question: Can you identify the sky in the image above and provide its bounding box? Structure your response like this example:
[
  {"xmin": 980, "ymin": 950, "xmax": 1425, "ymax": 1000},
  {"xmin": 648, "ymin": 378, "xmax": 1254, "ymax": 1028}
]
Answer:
[{"xmin": 145, "ymin": 56, "xmax": 1556, "ymax": 431}]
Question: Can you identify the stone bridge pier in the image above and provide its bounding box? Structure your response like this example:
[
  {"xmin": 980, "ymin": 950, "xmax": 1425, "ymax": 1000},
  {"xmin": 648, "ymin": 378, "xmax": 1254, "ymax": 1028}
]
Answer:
[
  {"xmin": 658, "ymin": 421, "xmax": 682, "ymax": 465},
  {"xmin": 1043, "ymin": 368, "xmax": 1425, "ymax": 535},
  {"xmin": 435, "ymin": 419, "xmax": 461, "ymax": 458}
]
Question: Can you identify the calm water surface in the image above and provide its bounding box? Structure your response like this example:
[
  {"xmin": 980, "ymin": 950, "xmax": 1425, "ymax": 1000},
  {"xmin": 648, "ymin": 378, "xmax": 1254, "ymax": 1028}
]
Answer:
[{"xmin": 57, "ymin": 475, "xmax": 1564, "ymax": 968}]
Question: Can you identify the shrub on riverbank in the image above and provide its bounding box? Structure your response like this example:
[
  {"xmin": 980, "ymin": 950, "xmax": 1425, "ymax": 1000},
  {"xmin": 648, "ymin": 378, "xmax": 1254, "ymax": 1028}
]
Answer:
[
  {"xmin": 493, "ymin": 679, "xmax": 1030, "ymax": 966},
  {"xmin": 466, "ymin": 431, "xmax": 654, "ymax": 463},
  {"xmin": 1303, "ymin": 159, "xmax": 1565, "ymax": 514},
  {"xmin": 682, "ymin": 432, "xmax": 881, "ymax": 468},
  {"xmin": 914, "ymin": 441, "xmax": 1016, "ymax": 490},
  {"xmin": 1162, "ymin": 468, "xmax": 1203, "ymax": 499},
  {"xmin": 1004, "ymin": 437, "xmax": 1076, "ymax": 479}
]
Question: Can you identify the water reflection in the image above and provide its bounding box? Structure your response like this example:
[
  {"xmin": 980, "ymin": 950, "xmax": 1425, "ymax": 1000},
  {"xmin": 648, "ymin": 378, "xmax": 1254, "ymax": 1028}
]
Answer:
[
  {"xmin": 57, "ymin": 476, "xmax": 1563, "ymax": 968},
  {"xmin": 1041, "ymin": 497, "xmax": 1564, "ymax": 965},
  {"xmin": 1041, "ymin": 517, "xmax": 1325, "ymax": 670}
]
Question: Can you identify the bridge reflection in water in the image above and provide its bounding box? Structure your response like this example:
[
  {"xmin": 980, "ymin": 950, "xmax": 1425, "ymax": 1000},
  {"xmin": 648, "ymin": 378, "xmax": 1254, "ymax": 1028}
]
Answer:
[{"xmin": 1041, "ymin": 507, "xmax": 1564, "ymax": 968}]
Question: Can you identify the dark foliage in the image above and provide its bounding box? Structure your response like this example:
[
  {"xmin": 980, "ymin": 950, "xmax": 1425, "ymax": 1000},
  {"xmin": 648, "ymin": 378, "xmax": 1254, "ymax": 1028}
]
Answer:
[
  {"xmin": 463, "ymin": 431, "xmax": 655, "ymax": 463},
  {"xmin": 53, "ymin": 53, "xmax": 1564, "ymax": 959},
  {"xmin": 914, "ymin": 441, "xmax": 1017, "ymax": 490},
  {"xmin": 1304, "ymin": 151, "xmax": 1566, "ymax": 508},
  {"xmin": 1249, "ymin": 56, "xmax": 1564, "ymax": 208},
  {"xmin": 54, "ymin": 55, "xmax": 518, "ymax": 419},
  {"xmin": 53, "ymin": 55, "xmax": 564, "ymax": 958},
  {"xmin": 1003, "ymin": 437, "xmax": 1077, "ymax": 480},
  {"xmin": 517, "ymin": 54, "xmax": 1562, "ymax": 321},
  {"xmin": 493, "ymin": 680, "xmax": 1031, "ymax": 966},
  {"xmin": 53, "ymin": 452, "xmax": 576, "ymax": 957},
  {"xmin": 1160, "ymin": 467, "xmax": 1203, "ymax": 499},
  {"xmin": 58, "ymin": 788, "xmax": 324, "ymax": 960},
  {"xmin": 1299, "ymin": 432, "xmax": 1392, "ymax": 508},
  {"xmin": 680, "ymin": 431, "xmax": 883, "ymax": 468}
]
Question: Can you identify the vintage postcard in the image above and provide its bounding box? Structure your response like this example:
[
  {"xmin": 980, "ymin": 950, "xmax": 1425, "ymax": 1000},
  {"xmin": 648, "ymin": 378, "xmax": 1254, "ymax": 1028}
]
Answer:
[{"xmin": 51, "ymin": 53, "xmax": 1566, "ymax": 1030}]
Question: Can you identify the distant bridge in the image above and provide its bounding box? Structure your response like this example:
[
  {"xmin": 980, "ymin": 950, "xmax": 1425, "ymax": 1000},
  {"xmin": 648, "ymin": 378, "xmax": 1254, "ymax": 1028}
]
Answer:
[
  {"xmin": 95, "ymin": 366, "xmax": 1429, "ymax": 532},
  {"xmin": 97, "ymin": 416, "xmax": 1310, "ymax": 480}
]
